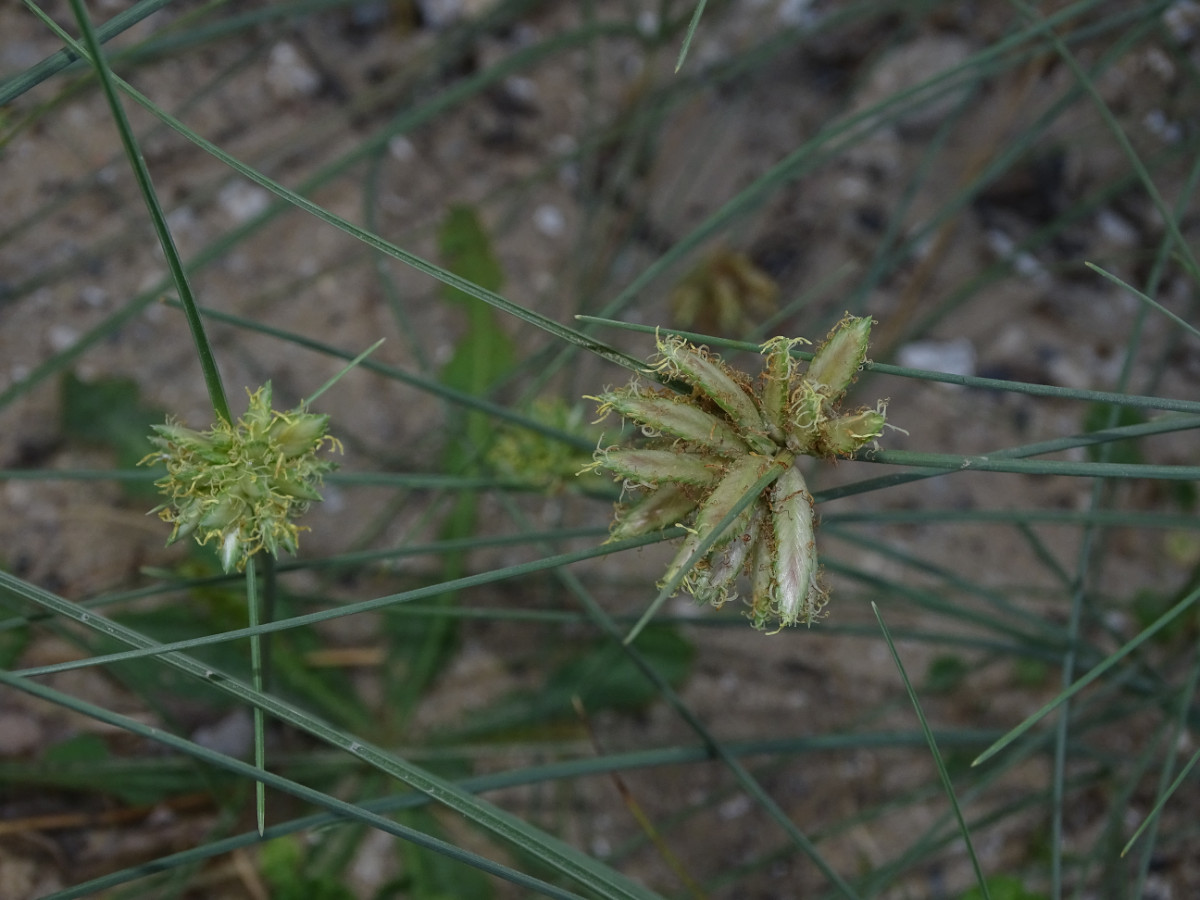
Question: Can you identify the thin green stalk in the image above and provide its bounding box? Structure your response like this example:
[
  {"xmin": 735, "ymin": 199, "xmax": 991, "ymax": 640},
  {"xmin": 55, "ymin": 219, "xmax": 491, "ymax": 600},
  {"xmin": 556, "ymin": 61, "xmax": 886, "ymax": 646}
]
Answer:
[
  {"xmin": 861, "ymin": 450, "xmax": 1200, "ymax": 482},
  {"xmin": 1124, "ymin": 746, "xmax": 1200, "ymax": 857},
  {"xmin": 10, "ymin": 534, "xmax": 675, "ymax": 675},
  {"xmin": 1125, "ymin": 624, "xmax": 1200, "ymax": 863},
  {"xmin": 1008, "ymin": 0, "xmax": 1200, "ymax": 284},
  {"xmin": 62, "ymin": 0, "xmax": 229, "ymax": 422},
  {"xmin": 0, "ymin": 571, "xmax": 661, "ymax": 900},
  {"xmin": 41, "ymin": 729, "xmax": 993, "ymax": 898},
  {"xmin": 496, "ymin": 495, "xmax": 860, "ymax": 897},
  {"xmin": 577, "ymin": 316, "xmax": 1200, "ymax": 415},
  {"xmin": 674, "ymin": 0, "xmax": 709, "ymax": 71},
  {"xmin": 245, "ymin": 555, "xmax": 266, "ymax": 836},
  {"xmin": 0, "ymin": 0, "xmax": 174, "ymax": 103},
  {"xmin": 32, "ymin": 9, "xmax": 646, "ymax": 378},
  {"xmin": 972, "ymin": 583, "xmax": 1200, "ymax": 767},
  {"xmin": 1085, "ymin": 262, "xmax": 1200, "ymax": 342},
  {"xmin": 0, "ymin": 668, "xmax": 593, "ymax": 900},
  {"xmin": 873, "ymin": 601, "xmax": 990, "ymax": 898},
  {"xmin": 166, "ymin": 299, "xmax": 598, "ymax": 452},
  {"xmin": 820, "ymin": 414, "xmax": 1200, "ymax": 504}
]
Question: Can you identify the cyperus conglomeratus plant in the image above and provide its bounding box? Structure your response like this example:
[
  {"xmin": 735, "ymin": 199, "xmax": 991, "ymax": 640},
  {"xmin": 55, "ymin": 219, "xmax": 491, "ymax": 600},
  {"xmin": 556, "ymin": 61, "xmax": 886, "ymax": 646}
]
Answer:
[
  {"xmin": 140, "ymin": 382, "xmax": 342, "ymax": 572},
  {"xmin": 586, "ymin": 315, "xmax": 888, "ymax": 630}
]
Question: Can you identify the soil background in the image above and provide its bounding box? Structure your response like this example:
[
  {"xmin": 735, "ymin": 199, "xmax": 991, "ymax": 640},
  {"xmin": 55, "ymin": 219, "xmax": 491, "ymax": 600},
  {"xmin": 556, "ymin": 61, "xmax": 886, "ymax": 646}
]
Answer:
[{"xmin": 1, "ymin": 1, "xmax": 1199, "ymax": 897}]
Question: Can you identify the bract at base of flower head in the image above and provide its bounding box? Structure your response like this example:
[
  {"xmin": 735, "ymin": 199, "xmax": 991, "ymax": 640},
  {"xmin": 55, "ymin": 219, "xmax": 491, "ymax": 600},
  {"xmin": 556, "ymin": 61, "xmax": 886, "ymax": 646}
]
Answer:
[{"xmin": 140, "ymin": 383, "xmax": 341, "ymax": 573}]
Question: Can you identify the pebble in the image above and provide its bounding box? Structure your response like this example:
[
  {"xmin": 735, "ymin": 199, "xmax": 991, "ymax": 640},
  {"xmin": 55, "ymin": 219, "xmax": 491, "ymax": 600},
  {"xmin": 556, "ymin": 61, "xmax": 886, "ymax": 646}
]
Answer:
[
  {"xmin": 191, "ymin": 708, "xmax": 252, "ymax": 757},
  {"xmin": 855, "ymin": 35, "xmax": 974, "ymax": 133},
  {"xmin": 896, "ymin": 337, "xmax": 977, "ymax": 378},
  {"xmin": 1164, "ymin": 1, "xmax": 1200, "ymax": 44},
  {"xmin": 533, "ymin": 204, "xmax": 565, "ymax": 238},
  {"xmin": 265, "ymin": 42, "xmax": 321, "ymax": 99},
  {"xmin": 217, "ymin": 181, "xmax": 271, "ymax": 223},
  {"xmin": 47, "ymin": 324, "xmax": 80, "ymax": 352},
  {"xmin": 387, "ymin": 135, "xmax": 416, "ymax": 162}
]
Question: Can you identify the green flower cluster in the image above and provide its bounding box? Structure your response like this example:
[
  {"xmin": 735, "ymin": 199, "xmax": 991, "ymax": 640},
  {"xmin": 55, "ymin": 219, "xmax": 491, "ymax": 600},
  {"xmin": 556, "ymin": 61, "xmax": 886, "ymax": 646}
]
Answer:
[
  {"xmin": 587, "ymin": 315, "xmax": 887, "ymax": 630},
  {"xmin": 488, "ymin": 398, "xmax": 603, "ymax": 493},
  {"xmin": 141, "ymin": 383, "xmax": 341, "ymax": 572}
]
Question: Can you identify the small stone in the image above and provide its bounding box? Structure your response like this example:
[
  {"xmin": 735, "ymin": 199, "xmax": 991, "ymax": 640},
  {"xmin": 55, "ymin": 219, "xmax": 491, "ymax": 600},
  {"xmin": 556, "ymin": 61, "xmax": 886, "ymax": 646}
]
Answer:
[
  {"xmin": 1095, "ymin": 209, "xmax": 1139, "ymax": 247},
  {"xmin": 897, "ymin": 337, "xmax": 977, "ymax": 378},
  {"xmin": 47, "ymin": 324, "xmax": 80, "ymax": 352},
  {"xmin": 856, "ymin": 35, "xmax": 973, "ymax": 133},
  {"xmin": 387, "ymin": 135, "xmax": 416, "ymax": 162},
  {"xmin": 191, "ymin": 708, "xmax": 252, "ymax": 757},
  {"xmin": 265, "ymin": 42, "xmax": 321, "ymax": 99},
  {"xmin": 217, "ymin": 181, "xmax": 271, "ymax": 223},
  {"xmin": 533, "ymin": 204, "xmax": 565, "ymax": 238}
]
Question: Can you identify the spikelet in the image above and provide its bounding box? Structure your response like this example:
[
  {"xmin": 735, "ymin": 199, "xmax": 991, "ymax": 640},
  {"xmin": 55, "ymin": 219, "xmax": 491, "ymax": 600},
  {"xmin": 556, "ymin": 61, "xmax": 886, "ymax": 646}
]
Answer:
[
  {"xmin": 805, "ymin": 314, "xmax": 873, "ymax": 405},
  {"xmin": 591, "ymin": 386, "xmax": 750, "ymax": 456},
  {"xmin": 660, "ymin": 454, "xmax": 776, "ymax": 591}
]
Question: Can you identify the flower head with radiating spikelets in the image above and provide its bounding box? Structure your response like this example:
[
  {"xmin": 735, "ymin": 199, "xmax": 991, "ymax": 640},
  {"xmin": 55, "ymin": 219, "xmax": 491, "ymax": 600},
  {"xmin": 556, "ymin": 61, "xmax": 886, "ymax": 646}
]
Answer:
[
  {"xmin": 585, "ymin": 315, "xmax": 888, "ymax": 631},
  {"xmin": 140, "ymin": 383, "xmax": 342, "ymax": 572}
]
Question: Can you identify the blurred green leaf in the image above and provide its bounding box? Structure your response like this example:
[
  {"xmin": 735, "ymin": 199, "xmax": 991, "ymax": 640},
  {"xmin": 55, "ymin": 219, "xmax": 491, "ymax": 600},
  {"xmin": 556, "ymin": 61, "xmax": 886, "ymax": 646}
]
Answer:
[
  {"xmin": 438, "ymin": 204, "xmax": 515, "ymax": 457},
  {"xmin": 1011, "ymin": 657, "xmax": 1050, "ymax": 688},
  {"xmin": 959, "ymin": 874, "xmax": 1048, "ymax": 900},
  {"xmin": 1082, "ymin": 402, "xmax": 1146, "ymax": 466},
  {"xmin": 6, "ymin": 735, "xmax": 195, "ymax": 805},
  {"xmin": 924, "ymin": 654, "xmax": 969, "ymax": 694},
  {"xmin": 44, "ymin": 732, "xmax": 109, "ymax": 765},
  {"xmin": 260, "ymin": 835, "xmax": 357, "ymax": 900},
  {"xmin": 386, "ymin": 206, "xmax": 516, "ymax": 729},
  {"xmin": 392, "ymin": 808, "xmax": 493, "ymax": 900},
  {"xmin": 60, "ymin": 371, "xmax": 165, "ymax": 498},
  {"xmin": 0, "ymin": 624, "xmax": 29, "ymax": 668},
  {"xmin": 551, "ymin": 625, "xmax": 695, "ymax": 713}
]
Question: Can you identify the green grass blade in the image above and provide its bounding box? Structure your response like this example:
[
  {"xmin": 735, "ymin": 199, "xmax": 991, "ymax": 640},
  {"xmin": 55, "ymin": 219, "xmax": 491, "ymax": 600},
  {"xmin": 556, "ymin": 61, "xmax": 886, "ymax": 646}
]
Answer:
[
  {"xmin": 1084, "ymin": 262, "xmax": 1200, "ymax": 342},
  {"xmin": 245, "ymin": 556, "xmax": 266, "ymax": 836},
  {"xmin": 1, "ymin": 0, "xmax": 174, "ymax": 103},
  {"xmin": 972, "ymin": 584, "xmax": 1200, "ymax": 768},
  {"xmin": 10, "ymin": 535, "xmax": 674, "ymax": 675},
  {"xmin": 674, "ymin": 0, "xmax": 710, "ymax": 72},
  {"xmin": 38, "ymin": 13, "xmax": 647, "ymax": 378},
  {"xmin": 62, "ymin": 0, "xmax": 230, "ymax": 422},
  {"xmin": 872, "ymin": 602, "xmax": 991, "ymax": 898},
  {"xmin": 0, "ymin": 570, "xmax": 661, "ymax": 900},
  {"xmin": 0, "ymin": 667, "xmax": 593, "ymax": 900}
]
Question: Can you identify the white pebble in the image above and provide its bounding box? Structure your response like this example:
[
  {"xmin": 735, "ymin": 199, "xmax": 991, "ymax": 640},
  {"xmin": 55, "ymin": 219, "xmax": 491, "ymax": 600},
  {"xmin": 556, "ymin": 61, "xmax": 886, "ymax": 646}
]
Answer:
[
  {"xmin": 266, "ymin": 42, "xmax": 320, "ymax": 99},
  {"xmin": 1096, "ymin": 209, "xmax": 1139, "ymax": 246},
  {"xmin": 48, "ymin": 325, "xmax": 81, "ymax": 352},
  {"xmin": 80, "ymin": 285, "xmax": 108, "ymax": 307},
  {"xmin": 897, "ymin": 337, "xmax": 977, "ymax": 378},
  {"xmin": 1164, "ymin": 1, "xmax": 1200, "ymax": 44},
  {"xmin": 387, "ymin": 135, "xmax": 416, "ymax": 162},
  {"xmin": 533, "ymin": 204, "xmax": 565, "ymax": 238},
  {"xmin": 218, "ymin": 181, "xmax": 270, "ymax": 223}
]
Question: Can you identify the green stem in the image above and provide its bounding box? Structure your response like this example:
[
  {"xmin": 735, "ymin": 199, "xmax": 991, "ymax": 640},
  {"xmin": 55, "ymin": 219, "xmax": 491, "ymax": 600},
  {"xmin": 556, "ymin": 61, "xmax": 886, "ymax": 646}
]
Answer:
[
  {"xmin": 246, "ymin": 555, "xmax": 266, "ymax": 835},
  {"xmin": 61, "ymin": 0, "xmax": 230, "ymax": 423}
]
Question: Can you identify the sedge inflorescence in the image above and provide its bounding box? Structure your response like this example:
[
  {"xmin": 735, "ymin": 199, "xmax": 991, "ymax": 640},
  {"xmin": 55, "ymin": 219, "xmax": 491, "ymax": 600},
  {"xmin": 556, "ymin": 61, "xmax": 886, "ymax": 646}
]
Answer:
[
  {"xmin": 586, "ymin": 315, "xmax": 887, "ymax": 631},
  {"xmin": 140, "ymin": 383, "xmax": 342, "ymax": 573}
]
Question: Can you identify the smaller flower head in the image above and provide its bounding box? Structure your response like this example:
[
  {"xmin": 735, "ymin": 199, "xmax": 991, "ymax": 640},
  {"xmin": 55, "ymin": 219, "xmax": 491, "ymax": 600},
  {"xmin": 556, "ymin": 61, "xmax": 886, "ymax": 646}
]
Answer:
[{"xmin": 140, "ymin": 383, "xmax": 341, "ymax": 572}]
